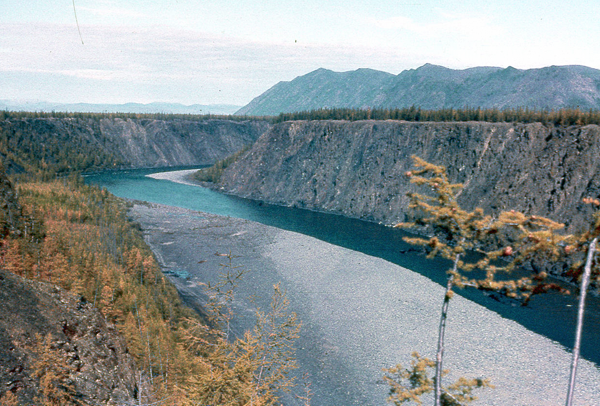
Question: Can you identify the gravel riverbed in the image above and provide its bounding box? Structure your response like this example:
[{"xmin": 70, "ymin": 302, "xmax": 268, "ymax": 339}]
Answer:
[{"xmin": 128, "ymin": 200, "xmax": 600, "ymax": 406}]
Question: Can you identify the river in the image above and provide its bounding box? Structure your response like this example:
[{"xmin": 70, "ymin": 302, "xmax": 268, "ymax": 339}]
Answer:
[{"xmin": 85, "ymin": 167, "xmax": 600, "ymax": 405}]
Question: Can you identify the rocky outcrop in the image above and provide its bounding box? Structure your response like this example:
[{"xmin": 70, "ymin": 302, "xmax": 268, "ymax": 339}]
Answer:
[
  {"xmin": 0, "ymin": 117, "xmax": 270, "ymax": 172},
  {"xmin": 0, "ymin": 268, "xmax": 137, "ymax": 405},
  {"xmin": 218, "ymin": 120, "xmax": 600, "ymax": 233}
]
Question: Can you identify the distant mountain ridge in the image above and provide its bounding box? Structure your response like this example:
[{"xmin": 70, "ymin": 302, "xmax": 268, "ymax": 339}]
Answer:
[
  {"xmin": 0, "ymin": 100, "xmax": 242, "ymax": 115},
  {"xmin": 236, "ymin": 64, "xmax": 600, "ymax": 116}
]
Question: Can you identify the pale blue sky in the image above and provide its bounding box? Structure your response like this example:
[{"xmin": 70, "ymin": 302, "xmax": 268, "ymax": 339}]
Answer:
[{"xmin": 2, "ymin": 0, "xmax": 599, "ymax": 105}]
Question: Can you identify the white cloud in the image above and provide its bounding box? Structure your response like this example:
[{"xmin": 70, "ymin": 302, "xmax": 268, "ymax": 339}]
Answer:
[
  {"xmin": 78, "ymin": 6, "xmax": 147, "ymax": 20},
  {"xmin": 0, "ymin": 22, "xmax": 424, "ymax": 104},
  {"xmin": 371, "ymin": 15, "xmax": 420, "ymax": 31},
  {"xmin": 56, "ymin": 69, "xmax": 119, "ymax": 81},
  {"xmin": 4, "ymin": 10, "xmax": 598, "ymax": 106},
  {"xmin": 371, "ymin": 10, "xmax": 499, "ymax": 39}
]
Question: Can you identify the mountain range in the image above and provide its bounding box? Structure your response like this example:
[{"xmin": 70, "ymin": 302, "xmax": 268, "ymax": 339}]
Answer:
[
  {"xmin": 0, "ymin": 100, "xmax": 242, "ymax": 115},
  {"xmin": 235, "ymin": 64, "xmax": 600, "ymax": 116}
]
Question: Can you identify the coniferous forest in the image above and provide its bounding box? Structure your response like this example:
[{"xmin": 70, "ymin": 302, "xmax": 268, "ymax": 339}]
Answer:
[{"xmin": 274, "ymin": 106, "xmax": 600, "ymax": 126}]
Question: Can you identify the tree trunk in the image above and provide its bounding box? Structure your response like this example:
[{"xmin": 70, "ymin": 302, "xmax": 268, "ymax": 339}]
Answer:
[
  {"xmin": 435, "ymin": 253, "xmax": 460, "ymax": 406},
  {"xmin": 565, "ymin": 237, "xmax": 597, "ymax": 406}
]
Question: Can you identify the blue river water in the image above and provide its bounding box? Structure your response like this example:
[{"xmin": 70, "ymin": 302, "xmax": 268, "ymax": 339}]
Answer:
[{"xmin": 84, "ymin": 166, "xmax": 600, "ymax": 368}]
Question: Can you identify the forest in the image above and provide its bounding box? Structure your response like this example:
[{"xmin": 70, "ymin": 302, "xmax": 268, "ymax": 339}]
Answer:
[
  {"xmin": 274, "ymin": 106, "xmax": 600, "ymax": 126},
  {"xmin": 0, "ymin": 110, "xmax": 262, "ymax": 123}
]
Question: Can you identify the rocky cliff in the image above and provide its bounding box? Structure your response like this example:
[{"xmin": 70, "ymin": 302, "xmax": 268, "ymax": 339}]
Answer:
[
  {"xmin": 0, "ymin": 116, "xmax": 270, "ymax": 173},
  {"xmin": 96, "ymin": 117, "xmax": 269, "ymax": 168},
  {"xmin": 217, "ymin": 120, "xmax": 600, "ymax": 233}
]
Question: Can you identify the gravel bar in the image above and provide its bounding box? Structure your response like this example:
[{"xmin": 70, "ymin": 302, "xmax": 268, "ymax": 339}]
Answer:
[{"xmin": 128, "ymin": 201, "xmax": 600, "ymax": 406}]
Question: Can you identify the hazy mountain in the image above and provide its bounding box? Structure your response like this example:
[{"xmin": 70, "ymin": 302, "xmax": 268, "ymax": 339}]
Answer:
[
  {"xmin": 236, "ymin": 64, "xmax": 600, "ymax": 116},
  {"xmin": 236, "ymin": 68, "xmax": 395, "ymax": 116},
  {"xmin": 0, "ymin": 101, "xmax": 242, "ymax": 115}
]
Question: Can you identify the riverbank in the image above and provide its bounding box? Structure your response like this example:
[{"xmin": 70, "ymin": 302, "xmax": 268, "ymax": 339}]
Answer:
[{"xmin": 128, "ymin": 200, "xmax": 600, "ymax": 406}]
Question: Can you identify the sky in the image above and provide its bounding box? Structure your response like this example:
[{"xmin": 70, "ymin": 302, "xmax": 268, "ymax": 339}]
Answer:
[{"xmin": 2, "ymin": 0, "xmax": 600, "ymax": 106}]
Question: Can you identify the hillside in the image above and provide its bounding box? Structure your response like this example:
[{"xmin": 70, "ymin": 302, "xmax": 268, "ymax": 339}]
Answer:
[
  {"xmin": 216, "ymin": 120, "xmax": 600, "ymax": 237},
  {"xmin": 0, "ymin": 166, "xmax": 140, "ymax": 405},
  {"xmin": 0, "ymin": 114, "xmax": 270, "ymax": 175},
  {"xmin": 0, "ymin": 267, "xmax": 138, "ymax": 405},
  {"xmin": 236, "ymin": 64, "xmax": 600, "ymax": 115},
  {"xmin": 236, "ymin": 68, "xmax": 395, "ymax": 116}
]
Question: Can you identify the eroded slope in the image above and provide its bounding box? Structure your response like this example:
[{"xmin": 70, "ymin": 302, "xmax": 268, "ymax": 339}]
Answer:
[{"xmin": 218, "ymin": 120, "xmax": 600, "ymax": 233}]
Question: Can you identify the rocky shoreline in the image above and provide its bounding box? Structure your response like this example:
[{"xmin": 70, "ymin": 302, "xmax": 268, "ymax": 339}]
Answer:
[{"xmin": 127, "ymin": 195, "xmax": 600, "ymax": 406}]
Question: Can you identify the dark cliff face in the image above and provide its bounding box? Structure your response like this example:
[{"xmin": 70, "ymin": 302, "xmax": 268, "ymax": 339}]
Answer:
[
  {"xmin": 0, "ymin": 117, "xmax": 270, "ymax": 172},
  {"xmin": 0, "ymin": 268, "xmax": 137, "ymax": 405},
  {"xmin": 218, "ymin": 120, "xmax": 600, "ymax": 233},
  {"xmin": 97, "ymin": 118, "xmax": 270, "ymax": 168}
]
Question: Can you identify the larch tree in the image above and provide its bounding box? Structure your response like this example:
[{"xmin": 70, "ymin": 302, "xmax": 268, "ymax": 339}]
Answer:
[
  {"xmin": 472, "ymin": 199, "xmax": 600, "ymax": 406},
  {"xmin": 383, "ymin": 352, "xmax": 492, "ymax": 406},
  {"xmin": 393, "ymin": 156, "xmax": 500, "ymax": 406},
  {"xmin": 472, "ymin": 208, "xmax": 569, "ymax": 303},
  {"xmin": 182, "ymin": 253, "xmax": 301, "ymax": 406},
  {"xmin": 392, "ymin": 156, "xmax": 598, "ymax": 406}
]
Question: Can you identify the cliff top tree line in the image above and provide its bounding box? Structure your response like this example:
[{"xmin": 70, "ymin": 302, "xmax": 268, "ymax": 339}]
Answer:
[{"xmin": 4, "ymin": 105, "xmax": 600, "ymax": 127}]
